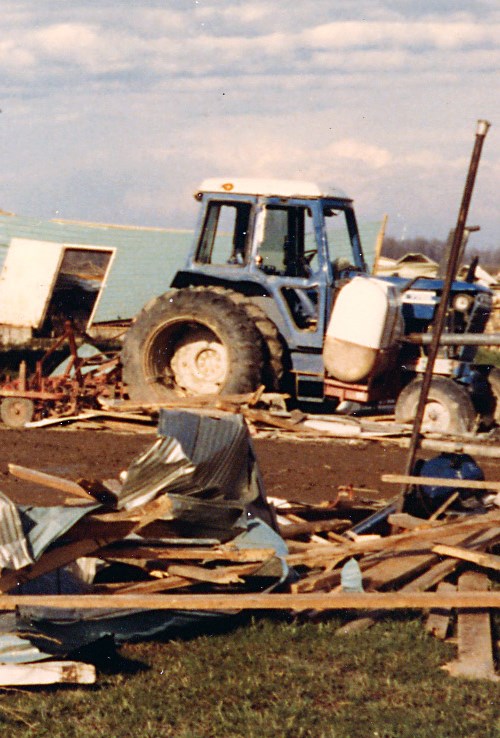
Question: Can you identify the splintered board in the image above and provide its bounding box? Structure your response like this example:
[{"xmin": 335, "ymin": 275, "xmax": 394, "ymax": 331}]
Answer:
[{"xmin": 0, "ymin": 661, "xmax": 96, "ymax": 686}]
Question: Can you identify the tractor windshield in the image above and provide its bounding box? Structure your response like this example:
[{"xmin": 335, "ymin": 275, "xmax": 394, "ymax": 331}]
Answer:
[{"xmin": 257, "ymin": 205, "xmax": 316, "ymax": 277}]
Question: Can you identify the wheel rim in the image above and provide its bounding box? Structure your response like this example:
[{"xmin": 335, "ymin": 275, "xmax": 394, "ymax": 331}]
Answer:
[
  {"xmin": 1, "ymin": 398, "xmax": 35, "ymax": 427},
  {"xmin": 147, "ymin": 322, "xmax": 229, "ymax": 395},
  {"xmin": 171, "ymin": 328, "xmax": 229, "ymax": 394},
  {"xmin": 421, "ymin": 400, "xmax": 452, "ymax": 433}
]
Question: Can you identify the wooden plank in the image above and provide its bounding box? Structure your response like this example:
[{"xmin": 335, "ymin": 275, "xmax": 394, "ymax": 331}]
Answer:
[
  {"xmin": 335, "ymin": 559, "xmax": 459, "ymax": 637},
  {"xmin": 0, "ymin": 661, "xmax": 96, "ymax": 686},
  {"xmin": 286, "ymin": 513, "xmax": 500, "ymax": 566},
  {"xmin": 8, "ymin": 463, "xmax": 96, "ymax": 501},
  {"xmin": 94, "ymin": 575, "xmax": 193, "ymax": 594},
  {"xmin": 278, "ymin": 518, "xmax": 351, "ymax": 539},
  {"xmin": 443, "ymin": 571, "xmax": 498, "ymax": 680},
  {"xmin": 429, "ymin": 492, "xmax": 460, "ymax": 520},
  {"xmin": 432, "ymin": 544, "xmax": 500, "ymax": 573},
  {"xmin": 167, "ymin": 562, "xmax": 263, "ymax": 584},
  {"xmin": 243, "ymin": 408, "xmax": 325, "ymax": 435},
  {"xmin": 382, "ymin": 473, "xmax": 500, "ymax": 491},
  {"xmin": 0, "ymin": 591, "xmax": 499, "ymax": 611},
  {"xmin": 387, "ymin": 513, "xmax": 439, "ymax": 530},
  {"xmin": 96, "ymin": 545, "xmax": 276, "ymax": 563},
  {"xmin": 333, "ymin": 525, "xmax": 498, "ymax": 636},
  {"xmin": 277, "ymin": 513, "xmax": 330, "ymax": 545},
  {"xmin": 291, "ymin": 557, "xmax": 347, "ymax": 593},
  {"xmin": 401, "ymin": 558, "xmax": 458, "ymax": 593},
  {"xmin": 362, "ymin": 550, "xmax": 441, "ymax": 591},
  {"xmin": 425, "ymin": 581, "xmax": 456, "ymax": 639},
  {"xmin": 363, "ymin": 526, "xmax": 500, "ymax": 592}
]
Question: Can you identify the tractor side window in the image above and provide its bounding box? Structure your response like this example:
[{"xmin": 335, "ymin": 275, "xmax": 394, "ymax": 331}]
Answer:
[
  {"xmin": 196, "ymin": 202, "xmax": 251, "ymax": 266},
  {"xmin": 257, "ymin": 206, "xmax": 316, "ymax": 277}
]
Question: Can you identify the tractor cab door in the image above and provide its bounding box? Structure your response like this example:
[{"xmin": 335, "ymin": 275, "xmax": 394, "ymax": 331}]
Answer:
[{"xmin": 252, "ymin": 200, "xmax": 328, "ymax": 349}]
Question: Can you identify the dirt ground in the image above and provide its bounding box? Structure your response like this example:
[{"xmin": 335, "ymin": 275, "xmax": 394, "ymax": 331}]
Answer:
[{"xmin": 0, "ymin": 424, "xmax": 498, "ymax": 507}]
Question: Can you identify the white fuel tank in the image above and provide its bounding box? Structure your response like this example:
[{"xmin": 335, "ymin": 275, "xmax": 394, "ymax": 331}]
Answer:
[{"xmin": 323, "ymin": 276, "xmax": 403, "ymax": 383}]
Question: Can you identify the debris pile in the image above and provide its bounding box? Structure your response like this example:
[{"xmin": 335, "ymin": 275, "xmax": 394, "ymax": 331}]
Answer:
[{"xmin": 0, "ymin": 409, "xmax": 499, "ymax": 685}]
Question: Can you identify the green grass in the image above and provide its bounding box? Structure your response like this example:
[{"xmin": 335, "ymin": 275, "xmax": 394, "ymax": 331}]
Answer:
[{"xmin": 1, "ymin": 615, "xmax": 499, "ymax": 738}]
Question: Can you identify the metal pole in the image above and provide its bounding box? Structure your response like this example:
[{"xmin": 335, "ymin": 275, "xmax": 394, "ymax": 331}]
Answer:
[
  {"xmin": 395, "ymin": 119, "xmax": 491, "ymax": 512},
  {"xmin": 406, "ymin": 332, "xmax": 500, "ymax": 347}
]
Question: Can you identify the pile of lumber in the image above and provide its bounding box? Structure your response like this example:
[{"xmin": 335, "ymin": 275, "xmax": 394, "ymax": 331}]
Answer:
[{"xmin": 1, "ymin": 461, "xmax": 500, "ymax": 683}]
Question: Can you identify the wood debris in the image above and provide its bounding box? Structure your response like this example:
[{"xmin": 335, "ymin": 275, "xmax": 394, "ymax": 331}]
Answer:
[
  {"xmin": 0, "ymin": 423, "xmax": 499, "ymax": 684},
  {"xmin": 0, "ymin": 661, "xmax": 96, "ymax": 686}
]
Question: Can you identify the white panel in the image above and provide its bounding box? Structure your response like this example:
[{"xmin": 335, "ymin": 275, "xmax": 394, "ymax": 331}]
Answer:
[{"xmin": 0, "ymin": 238, "xmax": 64, "ymax": 328}]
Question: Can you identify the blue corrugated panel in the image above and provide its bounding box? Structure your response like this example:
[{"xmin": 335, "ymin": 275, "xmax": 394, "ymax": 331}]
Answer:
[{"xmin": 0, "ymin": 212, "xmax": 194, "ymax": 322}]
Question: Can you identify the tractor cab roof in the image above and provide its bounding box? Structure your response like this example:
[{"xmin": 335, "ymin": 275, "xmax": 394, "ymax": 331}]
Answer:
[{"xmin": 196, "ymin": 177, "xmax": 351, "ymax": 202}]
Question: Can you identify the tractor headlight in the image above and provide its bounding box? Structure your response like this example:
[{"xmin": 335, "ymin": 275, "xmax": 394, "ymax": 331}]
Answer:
[{"xmin": 452, "ymin": 293, "xmax": 473, "ymax": 312}]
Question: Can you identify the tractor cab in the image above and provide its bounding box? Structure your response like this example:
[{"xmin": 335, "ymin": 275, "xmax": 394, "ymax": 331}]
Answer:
[{"xmin": 173, "ymin": 178, "xmax": 367, "ymax": 349}]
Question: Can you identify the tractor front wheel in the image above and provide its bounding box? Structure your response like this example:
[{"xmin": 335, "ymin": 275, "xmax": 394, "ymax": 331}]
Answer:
[{"xmin": 395, "ymin": 377, "xmax": 476, "ymax": 435}]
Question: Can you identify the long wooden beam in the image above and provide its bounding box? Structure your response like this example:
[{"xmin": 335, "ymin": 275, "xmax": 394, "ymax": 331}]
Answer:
[
  {"xmin": 432, "ymin": 544, "xmax": 500, "ymax": 572},
  {"xmin": 8, "ymin": 463, "xmax": 96, "ymax": 500},
  {"xmin": 382, "ymin": 473, "xmax": 500, "ymax": 492},
  {"xmin": 1, "ymin": 591, "xmax": 500, "ymax": 611}
]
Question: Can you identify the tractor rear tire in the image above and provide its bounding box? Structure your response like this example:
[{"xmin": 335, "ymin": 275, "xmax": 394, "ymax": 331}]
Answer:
[
  {"xmin": 395, "ymin": 376, "xmax": 476, "ymax": 435},
  {"xmin": 121, "ymin": 287, "xmax": 264, "ymax": 403}
]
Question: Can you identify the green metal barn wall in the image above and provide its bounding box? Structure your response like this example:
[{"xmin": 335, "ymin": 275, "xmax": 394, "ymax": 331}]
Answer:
[
  {"xmin": 0, "ymin": 212, "xmax": 381, "ymax": 323},
  {"xmin": 0, "ymin": 212, "xmax": 193, "ymax": 322}
]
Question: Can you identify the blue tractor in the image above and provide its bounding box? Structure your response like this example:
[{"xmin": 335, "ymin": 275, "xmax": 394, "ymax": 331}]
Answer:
[{"xmin": 121, "ymin": 178, "xmax": 496, "ymax": 435}]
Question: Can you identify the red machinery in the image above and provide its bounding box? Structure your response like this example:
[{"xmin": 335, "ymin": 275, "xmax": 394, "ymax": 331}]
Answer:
[{"xmin": 0, "ymin": 321, "xmax": 124, "ymax": 427}]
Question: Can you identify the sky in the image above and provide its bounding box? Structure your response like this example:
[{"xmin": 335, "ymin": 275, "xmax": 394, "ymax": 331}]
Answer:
[{"xmin": 2, "ymin": 1, "xmax": 500, "ymax": 252}]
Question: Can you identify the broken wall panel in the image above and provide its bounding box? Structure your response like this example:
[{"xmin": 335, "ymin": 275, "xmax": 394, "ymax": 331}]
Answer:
[{"xmin": 0, "ymin": 212, "xmax": 193, "ymax": 343}]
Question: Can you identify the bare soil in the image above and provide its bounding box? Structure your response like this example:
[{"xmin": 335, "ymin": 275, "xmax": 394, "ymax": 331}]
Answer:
[{"xmin": 0, "ymin": 425, "xmax": 497, "ymax": 507}]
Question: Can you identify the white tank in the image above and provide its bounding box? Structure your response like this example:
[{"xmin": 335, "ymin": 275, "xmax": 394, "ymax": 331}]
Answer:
[{"xmin": 323, "ymin": 276, "xmax": 403, "ymax": 383}]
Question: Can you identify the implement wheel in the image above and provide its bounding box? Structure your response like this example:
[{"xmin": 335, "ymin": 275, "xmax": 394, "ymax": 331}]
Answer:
[
  {"xmin": 122, "ymin": 287, "xmax": 264, "ymax": 403},
  {"xmin": 395, "ymin": 377, "xmax": 476, "ymax": 435},
  {"xmin": 0, "ymin": 398, "xmax": 35, "ymax": 428},
  {"xmin": 487, "ymin": 367, "xmax": 500, "ymax": 424}
]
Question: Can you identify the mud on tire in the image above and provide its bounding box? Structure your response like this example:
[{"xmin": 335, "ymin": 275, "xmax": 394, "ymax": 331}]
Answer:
[
  {"xmin": 204, "ymin": 286, "xmax": 284, "ymax": 391},
  {"xmin": 121, "ymin": 287, "xmax": 265, "ymax": 402}
]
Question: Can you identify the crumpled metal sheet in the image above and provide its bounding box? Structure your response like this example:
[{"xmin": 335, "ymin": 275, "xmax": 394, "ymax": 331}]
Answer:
[
  {"xmin": 0, "ymin": 494, "xmax": 98, "ymax": 575},
  {"xmin": 18, "ymin": 503, "xmax": 99, "ymax": 562},
  {"xmin": 157, "ymin": 410, "xmax": 262, "ymax": 505},
  {"xmin": 0, "ymin": 492, "xmax": 33, "ymax": 570},
  {"xmin": 117, "ymin": 435, "xmax": 195, "ymax": 510},
  {"xmin": 0, "ymin": 409, "xmax": 287, "ymax": 663}
]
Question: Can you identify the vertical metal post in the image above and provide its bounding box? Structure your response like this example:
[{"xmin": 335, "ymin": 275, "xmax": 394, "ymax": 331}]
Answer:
[{"xmin": 395, "ymin": 119, "xmax": 491, "ymax": 511}]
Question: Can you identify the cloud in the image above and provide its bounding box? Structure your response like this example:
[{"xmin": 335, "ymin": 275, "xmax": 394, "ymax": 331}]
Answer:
[
  {"xmin": 1, "ymin": 2, "xmax": 499, "ymax": 244},
  {"xmin": 327, "ymin": 139, "xmax": 392, "ymax": 168},
  {"xmin": 3, "ymin": 8, "xmax": 499, "ymax": 86}
]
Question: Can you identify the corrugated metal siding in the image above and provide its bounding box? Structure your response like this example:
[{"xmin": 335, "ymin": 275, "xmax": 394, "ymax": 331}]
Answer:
[{"xmin": 0, "ymin": 213, "xmax": 194, "ymax": 322}]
